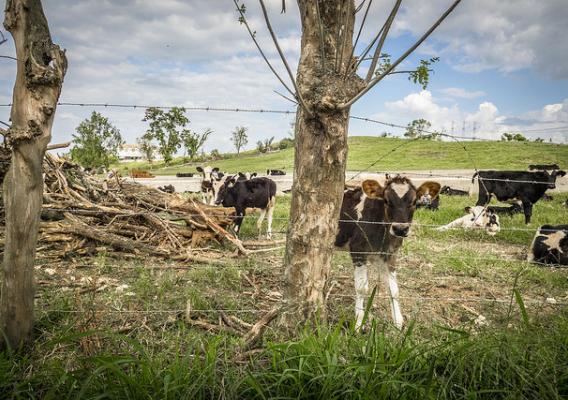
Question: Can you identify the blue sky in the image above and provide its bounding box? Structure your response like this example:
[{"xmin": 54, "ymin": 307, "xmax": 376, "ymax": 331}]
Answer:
[{"xmin": 1, "ymin": 0, "xmax": 567, "ymax": 150}]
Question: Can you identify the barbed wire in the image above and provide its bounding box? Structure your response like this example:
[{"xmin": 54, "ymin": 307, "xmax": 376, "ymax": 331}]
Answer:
[
  {"xmin": 35, "ymin": 295, "xmax": 568, "ymax": 316},
  {"xmin": 41, "ymin": 207, "xmax": 563, "ymax": 232},
  {"xmin": 128, "ymin": 171, "xmax": 565, "ymax": 185},
  {"xmin": 2, "ymin": 101, "xmax": 564, "ymax": 140},
  {"xmin": 0, "ymin": 102, "xmax": 295, "ymax": 115}
]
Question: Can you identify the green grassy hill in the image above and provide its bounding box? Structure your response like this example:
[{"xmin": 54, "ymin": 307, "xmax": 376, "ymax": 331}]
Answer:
[{"xmin": 115, "ymin": 136, "xmax": 567, "ymax": 175}]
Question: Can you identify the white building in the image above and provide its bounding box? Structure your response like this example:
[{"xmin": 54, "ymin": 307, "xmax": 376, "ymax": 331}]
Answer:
[{"xmin": 118, "ymin": 144, "xmax": 162, "ymax": 162}]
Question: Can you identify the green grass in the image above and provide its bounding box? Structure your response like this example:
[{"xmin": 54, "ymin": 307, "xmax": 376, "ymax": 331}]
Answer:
[
  {"xmin": 2, "ymin": 316, "xmax": 567, "ymax": 399},
  {"xmin": 114, "ymin": 137, "xmax": 568, "ymax": 175},
  {"xmin": 2, "ymin": 190, "xmax": 568, "ymax": 398}
]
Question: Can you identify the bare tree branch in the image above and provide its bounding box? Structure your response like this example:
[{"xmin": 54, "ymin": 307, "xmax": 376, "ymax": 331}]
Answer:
[
  {"xmin": 0, "ymin": 30, "xmax": 6, "ymax": 45},
  {"xmin": 46, "ymin": 141, "xmax": 71, "ymax": 151},
  {"xmin": 273, "ymin": 89, "xmax": 298, "ymax": 105},
  {"xmin": 344, "ymin": 0, "xmax": 373, "ymax": 79},
  {"xmin": 337, "ymin": 0, "xmax": 353, "ymax": 73},
  {"xmin": 355, "ymin": 0, "xmax": 367, "ymax": 13},
  {"xmin": 233, "ymin": 0, "xmax": 296, "ymax": 99},
  {"xmin": 258, "ymin": 0, "xmax": 311, "ymax": 116},
  {"xmin": 334, "ymin": 0, "xmax": 344, "ymax": 72},
  {"xmin": 340, "ymin": 0, "xmax": 462, "ymax": 109},
  {"xmin": 0, "ymin": 120, "xmax": 10, "ymax": 128},
  {"xmin": 348, "ymin": 26, "xmax": 382, "ymax": 78},
  {"xmin": 388, "ymin": 68, "xmax": 433, "ymax": 75},
  {"xmin": 365, "ymin": 0, "xmax": 401, "ymax": 82},
  {"xmin": 0, "ymin": 55, "xmax": 18, "ymax": 61},
  {"xmin": 315, "ymin": 0, "xmax": 326, "ymax": 71}
]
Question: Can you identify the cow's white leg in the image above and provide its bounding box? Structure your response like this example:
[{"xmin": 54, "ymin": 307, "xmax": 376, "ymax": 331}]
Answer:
[
  {"xmin": 256, "ymin": 208, "xmax": 267, "ymax": 238},
  {"xmin": 354, "ymin": 263, "xmax": 369, "ymax": 329},
  {"xmin": 266, "ymin": 203, "xmax": 275, "ymax": 239},
  {"xmin": 381, "ymin": 266, "xmax": 403, "ymax": 329}
]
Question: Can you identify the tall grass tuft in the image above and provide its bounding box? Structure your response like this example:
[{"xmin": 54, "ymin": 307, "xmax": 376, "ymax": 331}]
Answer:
[{"xmin": 1, "ymin": 315, "xmax": 567, "ymax": 399}]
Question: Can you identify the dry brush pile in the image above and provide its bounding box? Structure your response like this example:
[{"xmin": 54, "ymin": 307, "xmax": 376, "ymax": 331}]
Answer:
[{"xmin": 0, "ymin": 153, "xmax": 249, "ymax": 261}]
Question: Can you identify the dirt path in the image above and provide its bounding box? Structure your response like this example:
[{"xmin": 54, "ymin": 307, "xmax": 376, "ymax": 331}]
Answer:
[{"xmin": 128, "ymin": 170, "xmax": 568, "ymax": 195}]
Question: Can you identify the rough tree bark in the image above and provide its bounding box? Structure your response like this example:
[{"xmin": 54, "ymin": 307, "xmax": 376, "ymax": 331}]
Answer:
[
  {"xmin": 283, "ymin": 0, "xmax": 365, "ymax": 322},
  {"xmin": 1, "ymin": 0, "xmax": 67, "ymax": 349}
]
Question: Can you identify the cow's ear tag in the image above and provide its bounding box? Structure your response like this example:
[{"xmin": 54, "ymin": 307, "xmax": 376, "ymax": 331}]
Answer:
[{"xmin": 362, "ymin": 180, "xmax": 383, "ymax": 199}]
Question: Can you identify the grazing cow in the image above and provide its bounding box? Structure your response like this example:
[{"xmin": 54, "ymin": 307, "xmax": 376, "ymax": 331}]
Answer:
[
  {"xmin": 440, "ymin": 185, "xmax": 469, "ymax": 196},
  {"xmin": 528, "ymin": 164, "xmax": 559, "ymax": 171},
  {"xmin": 437, "ymin": 206, "xmax": 500, "ymax": 235},
  {"xmin": 196, "ymin": 166, "xmax": 224, "ymax": 205},
  {"xmin": 416, "ymin": 181, "xmax": 441, "ymax": 210},
  {"xmin": 157, "ymin": 184, "xmax": 175, "ymax": 194},
  {"xmin": 237, "ymin": 172, "xmax": 258, "ymax": 181},
  {"xmin": 335, "ymin": 175, "xmax": 439, "ymax": 329},
  {"xmin": 215, "ymin": 176, "xmax": 277, "ymax": 238},
  {"xmin": 267, "ymin": 169, "xmax": 286, "ymax": 176},
  {"xmin": 487, "ymin": 203, "xmax": 522, "ymax": 216},
  {"xmin": 528, "ymin": 225, "xmax": 568, "ymax": 265},
  {"xmin": 472, "ymin": 170, "xmax": 566, "ymax": 224}
]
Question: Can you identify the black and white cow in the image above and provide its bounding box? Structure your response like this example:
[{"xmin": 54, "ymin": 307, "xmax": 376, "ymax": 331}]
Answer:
[
  {"xmin": 528, "ymin": 164, "xmax": 559, "ymax": 172},
  {"xmin": 472, "ymin": 170, "xmax": 566, "ymax": 224},
  {"xmin": 528, "ymin": 225, "xmax": 568, "ymax": 265},
  {"xmin": 215, "ymin": 176, "xmax": 277, "ymax": 238},
  {"xmin": 237, "ymin": 172, "xmax": 258, "ymax": 181},
  {"xmin": 196, "ymin": 166, "xmax": 224, "ymax": 205},
  {"xmin": 267, "ymin": 169, "xmax": 286, "ymax": 176},
  {"xmin": 487, "ymin": 203, "xmax": 522, "ymax": 216},
  {"xmin": 440, "ymin": 185, "xmax": 469, "ymax": 196},
  {"xmin": 336, "ymin": 175, "xmax": 438, "ymax": 329},
  {"xmin": 437, "ymin": 206, "xmax": 501, "ymax": 235}
]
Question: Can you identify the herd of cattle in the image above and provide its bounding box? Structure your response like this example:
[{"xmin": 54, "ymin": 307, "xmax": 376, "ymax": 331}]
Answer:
[{"xmin": 164, "ymin": 163, "xmax": 567, "ymax": 328}]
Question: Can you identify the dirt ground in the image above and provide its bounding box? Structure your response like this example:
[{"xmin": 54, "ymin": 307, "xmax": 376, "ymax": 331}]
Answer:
[{"xmin": 130, "ymin": 170, "xmax": 568, "ymax": 195}]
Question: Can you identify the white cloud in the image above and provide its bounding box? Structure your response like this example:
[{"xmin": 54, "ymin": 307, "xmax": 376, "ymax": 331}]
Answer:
[
  {"xmin": 439, "ymin": 87, "xmax": 485, "ymax": 99},
  {"xmin": 392, "ymin": 0, "xmax": 568, "ymax": 78},
  {"xmin": 376, "ymin": 90, "xmax": 567, "ymax": 142}
]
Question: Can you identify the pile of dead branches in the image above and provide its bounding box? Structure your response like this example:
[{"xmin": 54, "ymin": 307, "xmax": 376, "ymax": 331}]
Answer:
[{"xmin": 1, "ymin": 153, "xmax": 247, "ymax": 260}]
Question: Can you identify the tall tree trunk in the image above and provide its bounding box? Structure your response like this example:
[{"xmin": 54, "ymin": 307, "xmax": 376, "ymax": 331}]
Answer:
[
  {"xmin": 283, "ymin": 0, "xmax": 364, "ymax": 322},
  {"xmin": 1, "ymin": 0, "xmax": 67, "ymax": 349}
]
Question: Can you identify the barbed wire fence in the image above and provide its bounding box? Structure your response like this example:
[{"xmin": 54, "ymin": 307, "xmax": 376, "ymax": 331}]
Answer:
[{"xmin": 1, "ymin": 101, "xmax": 566, "ymax": 321}]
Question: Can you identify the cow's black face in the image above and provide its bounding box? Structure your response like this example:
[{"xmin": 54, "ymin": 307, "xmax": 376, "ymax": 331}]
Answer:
[
  {"xmin": 546, "ymin": 170, "xmax": 566, "ymax": 189},
  {"xmin": 214, "ymin": 176, "xmax": 236, "ymax": 205}
]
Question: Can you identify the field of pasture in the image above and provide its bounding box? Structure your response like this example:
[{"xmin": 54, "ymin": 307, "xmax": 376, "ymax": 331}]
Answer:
[
  {"xmin": 114, "ymin": 136, "xmax": 568, "ymax": 175},
  {"xmin": 2, "ymin": 190, "xmax": 567, "ymax": 398}
]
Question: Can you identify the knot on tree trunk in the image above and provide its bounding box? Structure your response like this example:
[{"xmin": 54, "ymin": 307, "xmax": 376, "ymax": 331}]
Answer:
[
  {"xmin": 26, "ymin": 44, "xmax": 67, "ymax": 88},
  {"xmin": 305, "ymin": 74, "xmax": 366, "ymax": 114},
  {"xmin": 5, "ymin": 121, "xmax": 42, "ymax": 146}
]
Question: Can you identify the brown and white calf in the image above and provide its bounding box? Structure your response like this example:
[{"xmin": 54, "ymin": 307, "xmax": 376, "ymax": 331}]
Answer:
[{"xmin": 335, "ymin": 175, "xmax": 437, "ymax": 329}]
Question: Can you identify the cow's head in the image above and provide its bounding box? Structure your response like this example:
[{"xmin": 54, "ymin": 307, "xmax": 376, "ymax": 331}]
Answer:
[
  {"xmin": 547, "ymin": 170, "xmax": 566, "ymax": 189},
  {"xmin": 416, "ymin": 181, "xmax": 441, "ymax": 207},
  {"xmin": 214, "ymin": 175, "xmax": 237, "ymax": 206},
  {"xmin": 198, "ymin": 166, "xmax": 224, "ymax": 192},
  {"xmin": 361, "ymin": 176, "xmax": 438, "ymax": 238},
  {"xmin": 238, "ymin": 172, "xmax": 257, "ymax": 181},
  {"xmin": 465, "ymin": 206, "xmax": 500, "ymax": 236}
]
